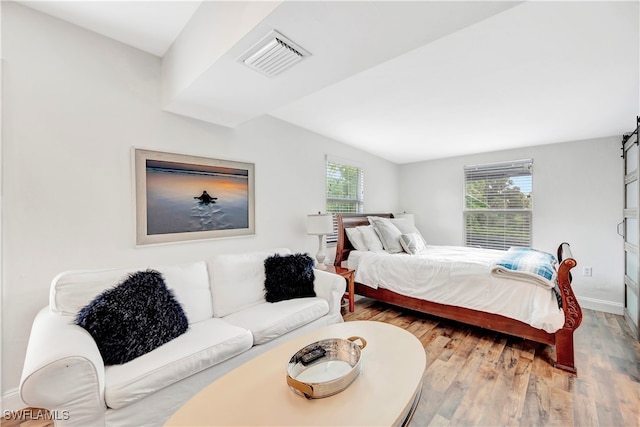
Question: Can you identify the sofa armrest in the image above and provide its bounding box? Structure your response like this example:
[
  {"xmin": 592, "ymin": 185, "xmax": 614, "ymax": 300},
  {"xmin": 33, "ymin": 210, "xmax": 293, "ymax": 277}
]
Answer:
[
  {"xmin": 20, "ymin": 308, "xmax": 106, "ymax": 426},
  {"xmin": 313, "ymin": 269, "xmax": 346, "ymax": 316}
]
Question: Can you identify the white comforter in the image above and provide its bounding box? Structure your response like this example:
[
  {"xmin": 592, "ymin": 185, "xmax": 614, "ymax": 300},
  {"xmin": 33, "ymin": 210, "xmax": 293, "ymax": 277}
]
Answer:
[{"xmin": 348, "ymin": 246, "xmax": 564, "ymax": 333}]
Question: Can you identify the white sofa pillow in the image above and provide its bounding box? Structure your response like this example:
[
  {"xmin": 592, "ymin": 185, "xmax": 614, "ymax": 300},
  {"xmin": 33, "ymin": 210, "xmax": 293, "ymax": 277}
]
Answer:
[
  {"xmin": 345, "ymin": 228, "xmax": 368, "ymax": 251},
  {"xmin": 355, "ymin": 225, "xmax": 384, "ymax": 252},
  {"xmin": 368, "ymin": 217, "xmax": 404, "ymax": 254},
  {"xmin": 158, "ymin": 263, "xmax": 213, "ymax": 323},
  {"xmin": 50, "ymin": 261, "xmax": 213, "ymax": 324},
  {"xmin": 208, "ymin": 248, "xmax": 291, "ymax": 318}
]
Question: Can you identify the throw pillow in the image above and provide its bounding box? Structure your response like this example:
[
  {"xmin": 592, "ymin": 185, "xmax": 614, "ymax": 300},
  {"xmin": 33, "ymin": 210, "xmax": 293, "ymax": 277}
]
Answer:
[
  {"xmin": 391, "ymin": 218, "xmax": 427, "ymax": 246},
  {"xmin": 400, "ymin": 233, "xmax": 427, "ymax": 255},
  {"xmin": 355, "ymin": 225, "xmax": 384, "ymax": 252},
  {"xmin": 264, "ymin": 253, "xmax": 316, "ymax": 303},
  {"xmin": 368, "ymin": 217, "xmax": 404, "ymax": 254},
  {"xmin": 75, "ymin": 270, "xmax": 189, "ymax": 365},
  {"xmin": 345, "ymin": 228, "xmax": 368, "ymax": 251}
]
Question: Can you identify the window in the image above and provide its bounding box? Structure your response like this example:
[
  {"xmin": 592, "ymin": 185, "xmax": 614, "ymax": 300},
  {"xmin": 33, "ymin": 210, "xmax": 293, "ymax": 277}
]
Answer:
[
  {"xmin": 326, "ymin": 157, "xmax": 364, "ymax": 243},
  {"xmin": 464, "ymin": 159, "xmax": 532, "ymax": 250}
]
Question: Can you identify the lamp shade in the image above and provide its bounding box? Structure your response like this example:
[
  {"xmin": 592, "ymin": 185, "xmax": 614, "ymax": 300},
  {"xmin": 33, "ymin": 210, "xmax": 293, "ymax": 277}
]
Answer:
[
  {"xmin": 307, "ymin": 213, "xmax": 334, "ymax": 235},
  {"xmin": 395, "ymin": 212, "xmax": 415, "ymax": 226}
]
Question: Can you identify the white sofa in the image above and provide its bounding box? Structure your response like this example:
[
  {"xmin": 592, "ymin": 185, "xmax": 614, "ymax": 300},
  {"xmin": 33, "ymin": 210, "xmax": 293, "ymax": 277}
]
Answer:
[{"xmin": 19, "ymin": 248, "xmax": 345, "ymax": 427}]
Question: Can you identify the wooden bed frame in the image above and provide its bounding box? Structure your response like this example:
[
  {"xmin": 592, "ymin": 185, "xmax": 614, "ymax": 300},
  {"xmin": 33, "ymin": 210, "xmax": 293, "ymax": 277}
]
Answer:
[{"xmin": 334, "ymin": 213, "xmax": 583, "ymax": 374}]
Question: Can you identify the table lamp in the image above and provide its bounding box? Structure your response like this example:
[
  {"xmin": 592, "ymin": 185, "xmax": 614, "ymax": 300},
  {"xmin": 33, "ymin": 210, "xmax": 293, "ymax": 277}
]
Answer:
[
  {"xmin": 395, "ymin": 212, "xmax": 415, "ymax": 226},
  {"xmin": 307, "ymin": 212, "xmax": 334, "ymax": 269}
]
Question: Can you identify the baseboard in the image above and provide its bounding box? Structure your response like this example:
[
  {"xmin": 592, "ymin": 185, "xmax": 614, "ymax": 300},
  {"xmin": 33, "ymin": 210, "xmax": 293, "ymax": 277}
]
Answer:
[
  {"xmin": 577, "ymin": 296, "xmax": 624, "ymax": 315},
  {"xmin": 1, "ymin": 388, "xmax": 24, "ymax": 412}
]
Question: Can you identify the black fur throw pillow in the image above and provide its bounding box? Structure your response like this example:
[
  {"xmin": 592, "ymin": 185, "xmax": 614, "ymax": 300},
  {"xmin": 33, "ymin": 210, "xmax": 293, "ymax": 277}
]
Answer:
[
  {"xmin": 75, "ymin": 269, "xmax": 189, "ymax": 365},
  {"xmin": 264, "ymin": 253, "xmax": 316, "ymax": 303}
]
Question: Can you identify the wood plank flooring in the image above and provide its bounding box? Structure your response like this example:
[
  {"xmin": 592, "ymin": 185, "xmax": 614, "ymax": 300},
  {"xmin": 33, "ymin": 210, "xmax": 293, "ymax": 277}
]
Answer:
[
  {"xmin": 3, "ymin": 299, "xmax": 638, "ymax": 427},
  {"xmin": 343, "ymin": 297, "xmax": 640, "ymax": 427}
]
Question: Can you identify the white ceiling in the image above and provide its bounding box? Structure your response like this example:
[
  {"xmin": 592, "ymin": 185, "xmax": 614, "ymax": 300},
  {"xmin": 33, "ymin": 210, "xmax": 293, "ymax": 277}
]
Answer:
[{"xmin": 18, "ymin": 0, "xmax": 640, "ymax": 164}]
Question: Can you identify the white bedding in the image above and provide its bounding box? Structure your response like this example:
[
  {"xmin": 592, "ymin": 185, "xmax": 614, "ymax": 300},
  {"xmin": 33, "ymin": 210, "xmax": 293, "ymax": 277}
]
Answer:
[{"xmin": 347, "ymin": 246, "xmax": 564, "ymax": 333}]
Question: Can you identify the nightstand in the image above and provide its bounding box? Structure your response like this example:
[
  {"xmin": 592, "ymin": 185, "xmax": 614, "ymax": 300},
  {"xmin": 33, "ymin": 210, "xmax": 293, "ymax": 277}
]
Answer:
[{"xmin": 324, "ymin": 265, "xmax": 355, "ymax": 312}]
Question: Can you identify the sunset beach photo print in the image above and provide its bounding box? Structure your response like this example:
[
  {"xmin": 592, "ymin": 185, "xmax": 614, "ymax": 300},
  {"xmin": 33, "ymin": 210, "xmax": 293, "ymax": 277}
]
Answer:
[{"xmin": 135, "ymin": 149, "xmax": 255, "ymax": 245}]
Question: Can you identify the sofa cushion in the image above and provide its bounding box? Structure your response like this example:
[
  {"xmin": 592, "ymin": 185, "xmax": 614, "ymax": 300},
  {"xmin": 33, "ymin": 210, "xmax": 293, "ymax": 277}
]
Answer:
[
  {"xmin": 208, "ymin": 248, "xmax": 291, "ymax": 317},
  {"xmin": 76, "ymin": 270, "xmax": 189, "ymax": 365},
  {"xmin": 264, "ymin": 253, "xmax": 316, "ymax": 303},
  {"xmin": 104, "ymin": 318, "xmax": 253, "ymax": 409},
  {"xmin": 223, "ymin": 298, "xmax": 329, "ymax": 345},
  {"xmin": 51, "ymin": 261, "xmax": 213, "ymax": 324}
]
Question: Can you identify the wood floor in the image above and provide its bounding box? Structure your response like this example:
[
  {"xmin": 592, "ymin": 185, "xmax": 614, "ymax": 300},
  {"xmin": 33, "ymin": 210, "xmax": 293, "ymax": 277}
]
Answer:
[
  {"xmin": 3, "ymin": 299, "xmax": 638, "ymax": 427},
  {"xmin": 343, "ymin": 297, "xmax": 640, "ymax": 427}
]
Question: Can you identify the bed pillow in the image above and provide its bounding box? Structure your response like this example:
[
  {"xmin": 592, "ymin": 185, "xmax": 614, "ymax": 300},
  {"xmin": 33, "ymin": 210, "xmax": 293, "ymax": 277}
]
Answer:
[
  {"xmin": 391, "ymin": 218, "xmax": 427, "ymax": 245},
  {"xmin": 368, "ymin": 217, "xmax": 404, "ymax": 254},
  {"xmin": 75, "ymin": 270, "xmax": 189, "ymax": 365},
  {"xmin": 355, "ymin": 225, "xmax": 385, "ymax": 252},
  {"xmin": 264, "ymin": 253, "xmax": 316, "ymax": 303},
  {"xmin": 400, "ymin": 233, "xmax": 427, "ymax": 255},
  {"xmin": 345, "ymin": 227, "xmax": 368, "ymax": 251}
]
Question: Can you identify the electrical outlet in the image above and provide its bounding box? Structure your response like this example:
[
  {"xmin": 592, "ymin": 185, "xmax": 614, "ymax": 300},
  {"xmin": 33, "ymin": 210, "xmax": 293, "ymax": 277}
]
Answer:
[{"xmin": 583, "ymin": 267, "xmax": 592, "ymax": 277}]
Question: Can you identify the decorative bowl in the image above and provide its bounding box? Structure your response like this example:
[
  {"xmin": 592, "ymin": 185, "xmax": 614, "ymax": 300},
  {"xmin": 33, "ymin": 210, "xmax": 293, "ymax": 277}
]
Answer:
[{"xmin": 286, "ymin": 336, "xmax": 367, "ymax": 399}]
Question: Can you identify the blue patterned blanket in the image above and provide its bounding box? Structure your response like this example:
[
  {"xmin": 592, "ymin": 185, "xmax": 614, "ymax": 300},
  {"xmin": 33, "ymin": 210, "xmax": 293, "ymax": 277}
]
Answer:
[{"xmin": 491, "ymin": 247, "xmax": 557, "ymax": 289}]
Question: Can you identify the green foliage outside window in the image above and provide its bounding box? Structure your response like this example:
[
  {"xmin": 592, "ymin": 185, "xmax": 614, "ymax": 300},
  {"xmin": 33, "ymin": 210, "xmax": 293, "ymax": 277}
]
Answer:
[
  {"xmin": 464, "ymin": 162, "xmax": 532, "ymax": 250},
  {"xmin": 465, "ymin": 177, "xmax": 531, "ymax": 210},
  {"xmin": 326, "ymin": 162, "xmax": 363, "ymax": 213}
]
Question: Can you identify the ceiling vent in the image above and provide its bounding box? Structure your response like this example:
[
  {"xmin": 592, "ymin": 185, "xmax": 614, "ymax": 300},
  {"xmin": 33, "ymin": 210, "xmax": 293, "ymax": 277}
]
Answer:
[{"xmin": 237, "ymin": 30, "xmax": 310, "ymax": 77}]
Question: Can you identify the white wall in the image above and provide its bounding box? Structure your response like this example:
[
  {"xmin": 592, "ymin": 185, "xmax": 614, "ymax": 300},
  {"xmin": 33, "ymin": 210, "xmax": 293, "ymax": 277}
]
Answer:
[
  {"xmin": 399, "ymin": 136, "xmax": 624, "ymax": 314},
  {"xmin": 2, "ymin": 0, "xmax": 630, "ymax": 410},
  {"xmin": 0, "ymin": 3, "xmax": 399, "ymax": 406}
]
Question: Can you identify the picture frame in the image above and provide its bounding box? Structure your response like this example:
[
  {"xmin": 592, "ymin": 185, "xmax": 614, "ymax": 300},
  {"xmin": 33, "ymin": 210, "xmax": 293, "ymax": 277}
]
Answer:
[{"xmin": 134, "ymin": 148, "xmax": 255, "ymax": 245}]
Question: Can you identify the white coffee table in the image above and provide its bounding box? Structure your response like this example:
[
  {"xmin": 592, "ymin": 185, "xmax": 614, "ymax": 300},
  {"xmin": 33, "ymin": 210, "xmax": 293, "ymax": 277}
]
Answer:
[{"xmin": 165, "ymin": 321, "xmax": 426, "ymax": 426}]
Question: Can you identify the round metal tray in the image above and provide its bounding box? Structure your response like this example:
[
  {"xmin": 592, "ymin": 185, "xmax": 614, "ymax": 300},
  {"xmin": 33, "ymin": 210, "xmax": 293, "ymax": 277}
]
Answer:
[{"xmin": 286, "ymin": 336, "xmax": 367, "ymax": 399}]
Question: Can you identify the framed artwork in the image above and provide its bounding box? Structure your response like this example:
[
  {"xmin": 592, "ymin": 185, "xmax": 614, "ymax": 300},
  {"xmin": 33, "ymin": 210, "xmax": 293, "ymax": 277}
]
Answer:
[{"xmin": 134, "ymin": 149, "xmax": 255, "ymax": 245}]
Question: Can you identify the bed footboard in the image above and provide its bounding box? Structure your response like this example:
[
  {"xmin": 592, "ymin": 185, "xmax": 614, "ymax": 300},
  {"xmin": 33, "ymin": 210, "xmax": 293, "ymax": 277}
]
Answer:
[{"xmin": 554, "ymin": 242, "xmax": 582, "ymax": 373}]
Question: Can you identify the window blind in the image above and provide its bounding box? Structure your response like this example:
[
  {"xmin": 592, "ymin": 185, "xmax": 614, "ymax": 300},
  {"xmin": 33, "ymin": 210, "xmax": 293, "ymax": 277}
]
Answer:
[
  {"xmin": 326, "ymin": 159, "xmax": 364, "ymax": 243},
  {"xmin": 464, "ymin": 159, "xmax": 532, "ymax": 250}
]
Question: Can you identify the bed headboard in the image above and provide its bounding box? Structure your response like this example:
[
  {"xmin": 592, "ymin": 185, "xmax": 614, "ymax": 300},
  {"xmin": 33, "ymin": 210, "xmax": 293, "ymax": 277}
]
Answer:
[{"xmin": 333, "ymin": 213, "xmax": 394, "ymax": 267}]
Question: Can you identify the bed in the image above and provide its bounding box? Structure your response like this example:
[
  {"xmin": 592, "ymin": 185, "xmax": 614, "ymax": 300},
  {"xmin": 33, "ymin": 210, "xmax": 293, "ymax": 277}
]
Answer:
[{"xmin": 333, "ymin": 213, "xmax": 583, "ymax": 374}]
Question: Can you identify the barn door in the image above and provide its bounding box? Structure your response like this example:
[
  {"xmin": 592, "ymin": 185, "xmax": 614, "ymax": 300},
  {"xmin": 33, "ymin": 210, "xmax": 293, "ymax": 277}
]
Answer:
[{"xmin": 622, "ymin": 119, "xmax": 640, "ymax": 340}]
